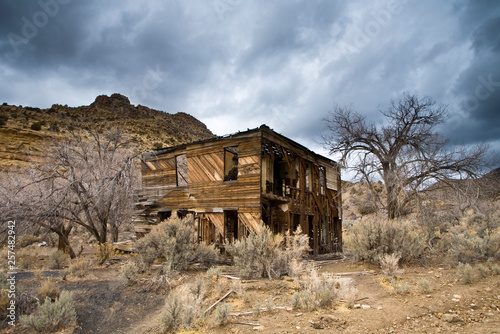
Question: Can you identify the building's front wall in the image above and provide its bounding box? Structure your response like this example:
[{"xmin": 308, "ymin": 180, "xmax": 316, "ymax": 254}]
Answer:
[{"xmin": 141, "ymin": 131, "xmax": 263, "ymax": 243}]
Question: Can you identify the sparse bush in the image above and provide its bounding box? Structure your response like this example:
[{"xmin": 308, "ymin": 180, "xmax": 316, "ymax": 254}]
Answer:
[
  {"xmin": 226, "ymin": 226, "xmax": 309, "ymax": 279},
  {"xmin": 21, "ymin": 291, "xmax": 77, "ymax": 332},
  {"xmin": 18, "ymin": 253, "xmax": 35, "ymax": 269},
  {"xmin": 253, "ymin": 302, "xmax": 262, "ymax": 316},
  {"xmin": 37, "ymin": 279, "xmax": 60, "ymax": 301},
  {"xmin": 49, "ymin": 250, "xmax": 69, "ymax": 269},
  {"xmin": 69, "ymin": 258, "xmax": 89, "ymax": 278},
  {"xmin": 214, "ymin": 303, "xmax": 232, "ymax": 326},
  {"xmin": 225, "ymin": 226, "xmax": 283, "ymax": 279},
  {"xmin": 391, "ymin": 278, "xmax": 411, "ymax": 294},
  {"xmin": 442, "ymin": 214, "xmax": 500, "ymax": 264},
  {"xmin": 160, "ymin": 293, "xmax": 183, "ymax": 332},
  {"xmin": 380, "ymin": 253, "xmax": 403, "ymax": 277},
  {"xmin": 0, "ymin": 114, "xmax": 8, "ymax": 126},
  {"xmin": 136, "ymin": 217, "xmax": 218, "ymax": 273},
  {"xmin": 477, "ymin": 264, "xmax": 490, "ymax": 278},
  {"xmin": 357, "ymin": 203, "xmax": 376, "ymax": 216},
  {"xmin": 206, "ymin": 266, "xmax": 222, "ymax": 279},
  {"xmin": 348, "ymin": 216, "xmax": 426, "ymax": 264},
  {"xmin": 456, "ymin": 262, "xmax": 475, "ymax": 284},
  {"xmin": 121, "ymin": 261, "xmax": 140, "ymax": 283},
  {"xmin": 153, "ymin": 142, "xmax": 163, "ymax": 149},
  {"xmin": 243, "ymin": 293, "xmax": 251, "ymax": 306},
  {"xmin": 17, "ymin": 234, "xmax": 41, "ymax": 248},
  {"xmin": 492, "ymin": 264, "xmax": 500, "ymax": 275},
  {"xmin": 265, "ymin": 298, "xmax": 275, "ymax": 313},
  {"xmin": 292, "ymin": 269, "xmax": 338, "ymax": 311},
  {"xmin": 160, "ymin": 290, "xmax": 203, "ymax": 332},
  {"xmin": 16, "ymin": 291, "xmax": 38, "ymax": 316},
  {"xmin": 30, "ymin": 121, "xmax": 42, "ymax": 131},
  {"xmin": 190, "ymin": 278, "xmax": 205, "ymax": 298},
  {"xmin": 416, "ymin": 278, "xmax": 433, "ymax": 294}
]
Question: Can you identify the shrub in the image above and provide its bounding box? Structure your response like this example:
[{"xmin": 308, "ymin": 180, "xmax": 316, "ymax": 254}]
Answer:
[
  {"xmin": 16, "ymin": 234, "xmax": 41, "ymax": 248},
  {"xmin": 0, "ymin": 114, "xmax": 8, "ymax": 126},
  {"xmin": 292, "ymin": 269, "xmax": 338, "ymax": 311},
  {"xmin": 136, "ymin": 217, "xmax": 218, "ymax": 273},
  {"xmin": 380, "ymin": 253, "xmax": 403, "ymax": 277},
  {"xmin": 49, "ymin": 250, "xmax": 69, "ymax": 269},
  {"xmin": 225, "ymin": 226, "xmax": 283, "ymax": 279},
  {"xmin": 214, "ymin": 303, "xmax": 232, "ymax": 326},
  {"xmin": 442, "ymin": 214, "xmax": 500, "ymax": 264},
  {"xmin": 30, "ymin": 122, "xmax": 42, "ymax": 131},
  {"xmin": 225, "ymin": 225, "xmax": 309, "ymax": 280},
  {"xmin": 121, "ymin": 261, "xmax": 140, "ymax": 283},
  {"xmin": 69, "ymin": 258, "xmax": 89, "ymax": 278},
  {"xmin": 206, "ymin": 266, "xmax": 222, "ymax": 279},
  {"xmin": 160, "ymin": 290, "xmax": 202, "ymax": 332},
  {"xmin": 457, "ymin": 262, "xmax": 475, "ymax": 284},
  {"xmin": 18, "ymin": 253, "xmax": 35, "ymax": 269},
  {"xmin": 17, "ymin": 291, "xmax": 38, "ymax": 316},
  {"xmin": 348, "ymin": 216, "xmax": 426, "ymax": 264},
  {"xmin": 491, "ymin": 264, "xmax": 500, "ymax": 275},
  {"xmin": 416, "ymin": 278, "xmax": 433, "ymax": 294},
  {"xmin": 391, "ymin": 278, "xmax": 411, "ymax": 294},
  {"xmin": 37, "ymin": 279, "xmax": 60, "ymax": 301},
  {"xmin": 21, "ymin": 291, "xmax": 77, "ymax": 332},
  {"xmin": 477, "ymin": 264, "xmax": 491, "ymax": 278},
  {"xmin": 280, "ymin": 226, "xmax": 311, "ymax": 277},
  {"xmin": 160, "ymin": 293, "xmax": 183, "ymax": 332},
  {"xmin": 153, "ymin": 142, "xmax": 163, "ymax": 149}
]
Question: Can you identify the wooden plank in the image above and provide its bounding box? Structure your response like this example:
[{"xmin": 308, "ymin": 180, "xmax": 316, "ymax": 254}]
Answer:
[
  {"xmin": 205, "ymin": 213, "xmax": 224, "ymax": 237},
  {"xmin": 238, "ymin": 212, "xmax": 262, "ymax": 233}
]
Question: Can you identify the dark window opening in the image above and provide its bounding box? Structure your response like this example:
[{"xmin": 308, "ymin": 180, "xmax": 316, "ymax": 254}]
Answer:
[
  {"xmin": 224, "ymin": 147, "xmax": 239, "ymax": 181},
  {"xmin": 176, "ymin": 154, "xmax": 187, "ymax": 187},
  {"xmin": 224, "ymin": 210, "xmax": 238, "ymax": 243},
  {"xmin": 158, "ymin": 210, "xmax": 172, "ymax": 222}
]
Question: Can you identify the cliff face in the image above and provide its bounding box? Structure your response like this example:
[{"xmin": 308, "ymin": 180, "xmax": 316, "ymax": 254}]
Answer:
[{"xmin": 0, "ymin": 94, "xmax": 214, "ymax": 169}]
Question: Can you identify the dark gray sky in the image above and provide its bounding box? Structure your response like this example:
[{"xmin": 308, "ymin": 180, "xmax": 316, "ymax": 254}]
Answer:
[{"xmin": 1, "ymin": 0, "xmax": 499, "ymax": 159}]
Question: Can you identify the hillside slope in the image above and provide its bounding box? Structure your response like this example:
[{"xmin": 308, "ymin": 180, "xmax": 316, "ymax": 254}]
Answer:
[{"xmin": 0, "ymin": 94, "xmax": 214, "ymax": 169}]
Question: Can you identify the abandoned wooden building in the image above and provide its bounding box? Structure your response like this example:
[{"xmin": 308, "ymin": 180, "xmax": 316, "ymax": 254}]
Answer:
[{"xmin": 135, "ymin": 125, "xmax": 342, "ymax": 254}]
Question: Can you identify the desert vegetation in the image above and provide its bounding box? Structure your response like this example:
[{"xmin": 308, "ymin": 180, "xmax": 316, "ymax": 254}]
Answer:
[{"xmin": 0, "ymin": 93, "xmax": 499, "ymax": 333}]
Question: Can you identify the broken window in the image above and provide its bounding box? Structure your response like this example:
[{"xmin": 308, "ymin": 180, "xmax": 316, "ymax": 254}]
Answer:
[
  {"xmin": 224, "ymin": 146, "xmax": 239, "ymax": 181},
  {"xmin": 319, "ymin": 166, "xmax": 326, "ymax": 195},
  {"xmin": 176, "ymin": 154, "xmax": 187, "ymax": 186}
]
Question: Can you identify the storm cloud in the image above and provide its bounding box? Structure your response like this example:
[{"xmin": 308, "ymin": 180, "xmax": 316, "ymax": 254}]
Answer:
[{"xmin": 1, "ymin": 0, "xmax": 499, "ymax": 159}]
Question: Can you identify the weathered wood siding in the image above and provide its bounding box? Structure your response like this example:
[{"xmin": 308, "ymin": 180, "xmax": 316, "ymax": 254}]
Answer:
[{"xmin": 142, "ymin": 132, "xmax": 262, "ymax": 214}]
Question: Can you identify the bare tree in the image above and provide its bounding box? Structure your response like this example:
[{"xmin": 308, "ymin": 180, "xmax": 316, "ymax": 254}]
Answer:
[
  {"xmin": 323, "ymin": 93, "xmax": 489, "ymax": 219},
  {"xmin": 0, "ymin": 128, "xmax": 139, "ymax": 256}
]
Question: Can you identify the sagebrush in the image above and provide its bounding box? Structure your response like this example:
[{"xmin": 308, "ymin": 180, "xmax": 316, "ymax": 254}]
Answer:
[
  {"xmin": 21, "ymin": 290, "xmax": 77, "ymax": 332},
  {"xmin": 160, "ymin": 288, "xmax": 203, "ymax": 333},
  {"xmin": 347, "ymin": 216, "xmax": 425, "ymax": 264},
  {"xmin": 441, "ymin": 213, "xmax": 500, "ymax": 264},
  {"xmin": 225, "ymin": 225, "xmax": 309, "ymax": 279},
  {"xmin": 136, "ymin": 216, "xmax": 218, "ymax": 273},
  {"xmin": 49, "ymin": 250, "xmax": 69, "ymax": 269}
]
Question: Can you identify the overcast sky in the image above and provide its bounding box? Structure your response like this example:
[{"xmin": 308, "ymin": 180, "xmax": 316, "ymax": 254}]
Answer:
[{"xmin": 1, "ymin": 0, "xmax": 499, "ymax": 162}]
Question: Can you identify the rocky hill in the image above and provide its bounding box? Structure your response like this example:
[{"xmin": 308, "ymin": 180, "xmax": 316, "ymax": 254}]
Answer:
[{"xmin": 0, "ymin": 94, "xmax": 214, "ymax": 169}]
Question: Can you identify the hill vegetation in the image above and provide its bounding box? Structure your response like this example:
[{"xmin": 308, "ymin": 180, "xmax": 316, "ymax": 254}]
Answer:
[{"xmin": 0, "ymin": 93, "xmax": 214, "ymax": 170}]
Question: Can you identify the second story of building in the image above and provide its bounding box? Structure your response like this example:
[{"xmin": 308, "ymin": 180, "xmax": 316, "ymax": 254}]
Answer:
[{"xmin": 140, "ymin": 125, "xmax": 341, "ymax": 216}]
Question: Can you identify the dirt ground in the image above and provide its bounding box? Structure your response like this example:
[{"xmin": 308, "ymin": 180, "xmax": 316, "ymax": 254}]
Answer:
[{"xmin": 2, "ymin": 245, "xmax": 500, "ymax": 334}]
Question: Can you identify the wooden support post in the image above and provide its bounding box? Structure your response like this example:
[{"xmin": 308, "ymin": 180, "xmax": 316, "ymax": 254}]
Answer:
[
  {"xmin": 313, "ymin": 210, "xmax": 319, "ymax": 254},
  {"xmin": 299, "ymin": 159, "xmax": 306, "ymax": 233}
]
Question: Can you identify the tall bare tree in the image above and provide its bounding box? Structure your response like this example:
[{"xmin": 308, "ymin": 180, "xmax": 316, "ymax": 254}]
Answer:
[
  {"xmin": 0, "ymin": 128, "xmax": 139, "ymax": 256},
  {"xmin": 323, "ymin": 93, "xmax": 489, "ymax": 219}
]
